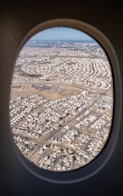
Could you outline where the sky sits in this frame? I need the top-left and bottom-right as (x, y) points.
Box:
(30, 27), (94, 41)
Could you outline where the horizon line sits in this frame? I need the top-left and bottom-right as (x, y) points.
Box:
(27, 39), (95, 42)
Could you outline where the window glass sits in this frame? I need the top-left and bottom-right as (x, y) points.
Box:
(10, 27), (113, 172)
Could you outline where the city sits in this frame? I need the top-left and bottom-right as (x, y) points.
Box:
(9, 40), (113, 172)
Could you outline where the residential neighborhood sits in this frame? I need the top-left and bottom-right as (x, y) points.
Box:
(10, 40), (113, 172)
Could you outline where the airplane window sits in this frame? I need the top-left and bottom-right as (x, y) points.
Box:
(9, 26), (113, 172)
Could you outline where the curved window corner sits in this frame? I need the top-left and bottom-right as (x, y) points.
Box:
(9, 18), (120, 183)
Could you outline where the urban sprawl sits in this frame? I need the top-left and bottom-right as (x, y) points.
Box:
(10, 40), (113, 172)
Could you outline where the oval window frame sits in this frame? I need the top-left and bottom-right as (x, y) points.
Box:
(10, 18), (121, 184)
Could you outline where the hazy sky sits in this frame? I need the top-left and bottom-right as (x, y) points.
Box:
(30, 27), (94, 41)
